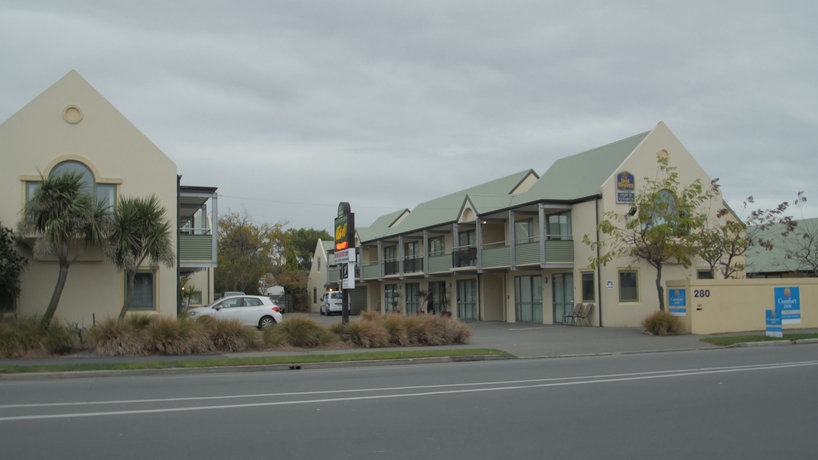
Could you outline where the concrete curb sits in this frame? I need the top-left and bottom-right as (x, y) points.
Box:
(0, 354), (515, 381)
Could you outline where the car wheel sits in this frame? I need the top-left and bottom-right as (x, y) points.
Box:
(259, 316), (277, 329)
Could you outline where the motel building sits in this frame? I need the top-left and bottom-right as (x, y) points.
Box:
(309, 122), (736, 328)
(0, 71), (219, 325)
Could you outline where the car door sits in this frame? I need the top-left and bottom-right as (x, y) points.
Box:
(216, 297), (244, 322)
(238, 297), (265, 326)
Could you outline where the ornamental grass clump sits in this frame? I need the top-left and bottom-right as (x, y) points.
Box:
(403, 314), (446, 345)
(440, 317), (472, 344)
(142, 315), (213, 355)
(204, 317), (262, 352)
(335, 319), (390, 348)
(42, 320), (76, 355)
(265, 317), (333, 348)
(382, 314), (410, 346)
(0, 315), (76, 358)
(642, 310), (682, 336)
(88, 317), (147, 356)
(0, 316), (40, 358)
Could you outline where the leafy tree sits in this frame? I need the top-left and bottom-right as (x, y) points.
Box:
(284, 228), (332, 270)
(215, 212), (285, 295)
(697, 194), (800, 279)
(106, 195), (175, 319)
(0, 223), (28, 309)
(781, 215), (817, 276)
(18, 171), (111, 324)
(583, 154), (714, 311)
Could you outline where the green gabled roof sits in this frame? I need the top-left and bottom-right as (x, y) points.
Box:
(369, 208), (409, 228)
(355, 129), (653, 243)
(466, 194), (516, 213)
(510, 130), (650, 206)
(355, 208), (408, 242)
(746, 218), (818, 275)
(357, 169), (535, 242)
(321, 240), (334, 252)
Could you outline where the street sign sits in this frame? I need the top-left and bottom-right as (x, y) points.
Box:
(668, 288), (686, 317)
(342, 262), (355, 289)
(334, 249), (356, 264)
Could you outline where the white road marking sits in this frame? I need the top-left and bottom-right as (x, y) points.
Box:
(1, 360), (816, 422)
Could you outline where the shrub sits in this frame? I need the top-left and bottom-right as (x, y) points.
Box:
(88, 317), (147, 356)
(125, 313), (155, 331)
(267, 317), (332, 348)
(382, 315), (410, 346)
(359, 310), (381, 322)
(205, 317), (262, 352)
(143, 316), (213, 355)
(0, 316), (47, 358)
(402, 315), (444, 345)
(42, 321), (76, 355)
(440, 317), (472, 344)
(642, 310), (682, 336)
(336, 319), (390, 348)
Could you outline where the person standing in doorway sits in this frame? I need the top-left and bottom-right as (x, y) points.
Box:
(426, 289), (435, 314)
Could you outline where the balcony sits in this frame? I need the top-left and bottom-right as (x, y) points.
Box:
(179, 185), (218, 271)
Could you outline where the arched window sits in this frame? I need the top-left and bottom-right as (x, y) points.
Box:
(47, 160), (116, 209)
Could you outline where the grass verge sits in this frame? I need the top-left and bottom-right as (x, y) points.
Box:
(0, 348), (511, 374)
(701, 333), (818, 347)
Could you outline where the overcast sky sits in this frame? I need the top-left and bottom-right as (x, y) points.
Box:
(2, 1), (816, 232)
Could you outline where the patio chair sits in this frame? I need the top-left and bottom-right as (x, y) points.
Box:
(563, 303), (583, 326)
(576, 303), (594, 326)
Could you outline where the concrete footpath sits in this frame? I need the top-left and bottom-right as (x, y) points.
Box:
(3, 317), (817, 374)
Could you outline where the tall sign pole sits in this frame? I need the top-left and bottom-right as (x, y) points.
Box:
(334, 202), (355, 325)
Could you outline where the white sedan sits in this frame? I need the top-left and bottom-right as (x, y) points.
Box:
(189, 295), (282, 328)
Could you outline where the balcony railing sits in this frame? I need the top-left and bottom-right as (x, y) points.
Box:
(403, 257), (424, 273)
(452, 247), (477, 268)
(356, 239), (573, 280)
(179, 234), (214, 263)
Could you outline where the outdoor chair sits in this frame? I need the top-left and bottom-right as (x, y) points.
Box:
(563, 303), (583, 326)
(576, 303), (594, 326)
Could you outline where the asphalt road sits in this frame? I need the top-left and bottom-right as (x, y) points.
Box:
(1, 346), (816, 460)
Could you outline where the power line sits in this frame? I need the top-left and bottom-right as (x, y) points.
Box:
(217, 194), (402, 210)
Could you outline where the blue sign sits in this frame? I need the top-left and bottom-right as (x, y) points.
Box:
(774, 287), (801, 325)
(616, 172), (635, 203)
(668, 288), (686, 317)
(766, 309), (783, 338)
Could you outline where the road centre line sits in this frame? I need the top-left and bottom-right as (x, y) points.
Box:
(1, 360), (817, 411)
(1, 360), (816, 422)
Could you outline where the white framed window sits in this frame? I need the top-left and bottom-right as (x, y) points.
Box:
(515, 219), (534, 243)
(581, 271), (595, 302)
(127, 270), (157, 311)
(29, 160), (117, 209)
(547, 212), (572, 240)
(618, 269), (639, 303)
(429, 236), (445, 256)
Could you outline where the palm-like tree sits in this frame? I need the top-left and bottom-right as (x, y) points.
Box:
(18, 171), (112, 324)
(106, 195), (175, 319)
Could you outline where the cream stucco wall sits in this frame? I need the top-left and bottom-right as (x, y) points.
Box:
(1, 71), (178, 325)
(593, 122), (725, 327)
(306, 240), (331, 313)
(668, 278), (818, 334)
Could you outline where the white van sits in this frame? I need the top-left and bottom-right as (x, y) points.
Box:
(320, 292), (348, 316)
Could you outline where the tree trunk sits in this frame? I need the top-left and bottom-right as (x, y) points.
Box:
(43, 254), (71, 325)
(119, 270), (137, 320)
(655, 263), (665, 312)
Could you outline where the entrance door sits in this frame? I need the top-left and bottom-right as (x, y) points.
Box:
(457, 279), (477, 320)
(552, 273), (574, 324)
(515, 275), (543, 322)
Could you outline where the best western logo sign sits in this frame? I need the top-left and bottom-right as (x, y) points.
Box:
(334, 202), (355, 251)
(616, 171), (635, 204)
